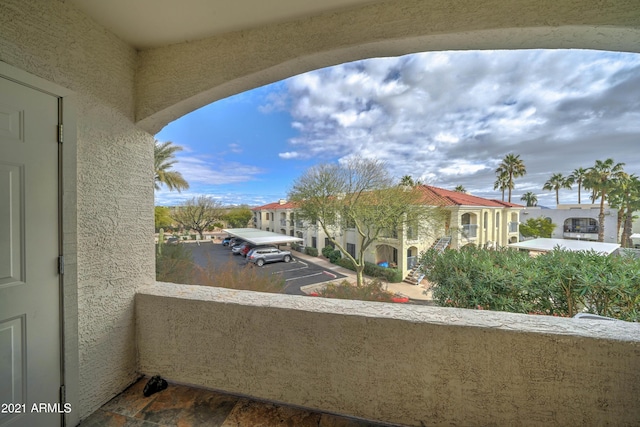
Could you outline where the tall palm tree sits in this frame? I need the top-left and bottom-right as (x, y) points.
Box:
(454, 185), (466, 193)
(495, 154), (526, 203)
(542, 173), (572, 206)
(399, 175), (415, 187)
(569, 167), (589, 204)
(584, 158), (625, 242)
(154, 140), (189, 192)
(520, 191), (538, 207)
(493, 170), (509, 202)
(608, 174), (640, 247)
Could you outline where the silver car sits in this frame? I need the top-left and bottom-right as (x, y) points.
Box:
(247, 248), (292, 266)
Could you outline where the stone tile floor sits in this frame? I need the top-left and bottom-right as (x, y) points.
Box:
(79, 377), (396, 427)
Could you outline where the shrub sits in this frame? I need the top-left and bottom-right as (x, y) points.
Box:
(328, 249), (342, 264)
(305, 246), (319, 257)
(332, 257), (401, 282)
(193, 258), (284, 293)
(335, 257), (356, 270)
(318, 278), (395, 302)
(156, 243), (196, 284)
(321, 245), (335, 258)
(420, 245), (640, 320)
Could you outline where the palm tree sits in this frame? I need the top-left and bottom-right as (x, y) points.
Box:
(493, 170), (509, 202)
(569, 167), (589, 204)
(608, 174), (640, 247)
(520, 191), (538, 207)
(542, 173), (572, 206)
(399, 175), (415, 187)
(495, 154), (526, 203)
(584, 158), (625, 242)
(154, 140), (189, 192)
(454, 185), (466, 193)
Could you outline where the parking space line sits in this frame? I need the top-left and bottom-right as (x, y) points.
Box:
(284, 272), (325, 282)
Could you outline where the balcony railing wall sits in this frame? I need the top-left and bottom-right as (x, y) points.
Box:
(137, 283), (640, 427)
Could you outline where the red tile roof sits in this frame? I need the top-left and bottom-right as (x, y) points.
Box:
(253, 186), (523, 210)
(252, 201), (299, 211)
(417, 185), (524, 208)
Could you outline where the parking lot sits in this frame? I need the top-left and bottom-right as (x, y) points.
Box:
(188, 241), (346, 295)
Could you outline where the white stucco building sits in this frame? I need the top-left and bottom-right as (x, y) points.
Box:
(1, 2), (639, 426)
(253, 186), (523, 279)
(521, 204), (619, 243)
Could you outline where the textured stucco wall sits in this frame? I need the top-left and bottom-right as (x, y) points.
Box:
(136, 0), (640, 133)
(0, 0), (155, 420)
(138, 284), (640, 427)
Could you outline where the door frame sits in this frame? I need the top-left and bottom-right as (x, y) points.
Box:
(0, 61), (79, 427)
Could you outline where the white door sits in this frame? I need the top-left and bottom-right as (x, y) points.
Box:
(0, 77), (61, 426)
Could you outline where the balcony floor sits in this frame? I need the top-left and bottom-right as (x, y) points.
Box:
(79, 376), (393, 427)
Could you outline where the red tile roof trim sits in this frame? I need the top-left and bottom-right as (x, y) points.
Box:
(253, 186), (524, 210)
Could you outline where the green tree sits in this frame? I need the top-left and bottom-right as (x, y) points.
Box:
(495, 153), (526, 203)
(569, 167), (589, 204)
(224, 206), (253, 228)
(154, 206), (173, 231)
(399, 175), (415, 187)
(542, 173), (572, 206)
(584, 158), (625, 242)
(519, 217), (556, 238)
(154, 140), (189, 192)
(172, 196), (224, 239)
(454, 185), (466, 193)
(289, 158), (443, 287)
(520, 191), (538, 207)
(609, 174), (640, 248)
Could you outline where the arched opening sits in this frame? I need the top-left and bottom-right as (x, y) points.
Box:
(376, 244), (398, 268)
(407, 246), (419, 269)
(461, 213), (478, 239)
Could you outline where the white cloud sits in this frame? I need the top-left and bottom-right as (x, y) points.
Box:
(275, 49), (640, 206)
(279, 151), (300, 159)
(174, 156), (264, 185)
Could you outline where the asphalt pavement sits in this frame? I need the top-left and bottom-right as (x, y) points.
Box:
(183, 240), (432, 301)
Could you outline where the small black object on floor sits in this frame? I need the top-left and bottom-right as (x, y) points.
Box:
(143, 375), (168, 397)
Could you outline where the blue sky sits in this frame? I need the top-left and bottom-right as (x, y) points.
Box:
(155, 49), (640, 208)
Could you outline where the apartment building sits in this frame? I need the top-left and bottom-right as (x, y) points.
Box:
(253, 185), (523, 279)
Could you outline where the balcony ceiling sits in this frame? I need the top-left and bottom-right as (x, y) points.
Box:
(68, 0), (382, 49)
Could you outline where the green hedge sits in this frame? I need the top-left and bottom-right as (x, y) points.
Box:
(305, 246), (319, 257)
(333, 257), (402, 282)
(321, 245), (335, 258)
(420, 246), (640, 321)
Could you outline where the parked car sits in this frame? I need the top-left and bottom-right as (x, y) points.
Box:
(232, 242), (251, 255)
(165, 236), (181, 245)
(228, 237), (245, 248)
(247, 248), (293, 266)
(222, 236), (232, 246)
(244, 245), (276, 258)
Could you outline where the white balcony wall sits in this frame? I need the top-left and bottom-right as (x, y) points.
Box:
(138, 284), (640, 427)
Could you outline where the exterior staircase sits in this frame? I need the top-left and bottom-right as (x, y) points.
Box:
(403, 236), (451, 285)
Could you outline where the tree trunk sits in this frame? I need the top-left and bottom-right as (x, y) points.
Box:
(598, 194), (605, 242)
(577, 184), (581, 204)
(355, 267), (364, 287)
(621, 205), (634, 248)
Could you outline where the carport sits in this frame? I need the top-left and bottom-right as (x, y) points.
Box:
(223, 228), (303, 246)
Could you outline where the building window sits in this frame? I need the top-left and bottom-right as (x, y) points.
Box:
(312, 237), (317, 248)
(347, 243), (356, 258)
(324, 238), (334, 248)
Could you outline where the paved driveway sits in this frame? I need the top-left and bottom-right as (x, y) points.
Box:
(187, 242), (345, 295)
